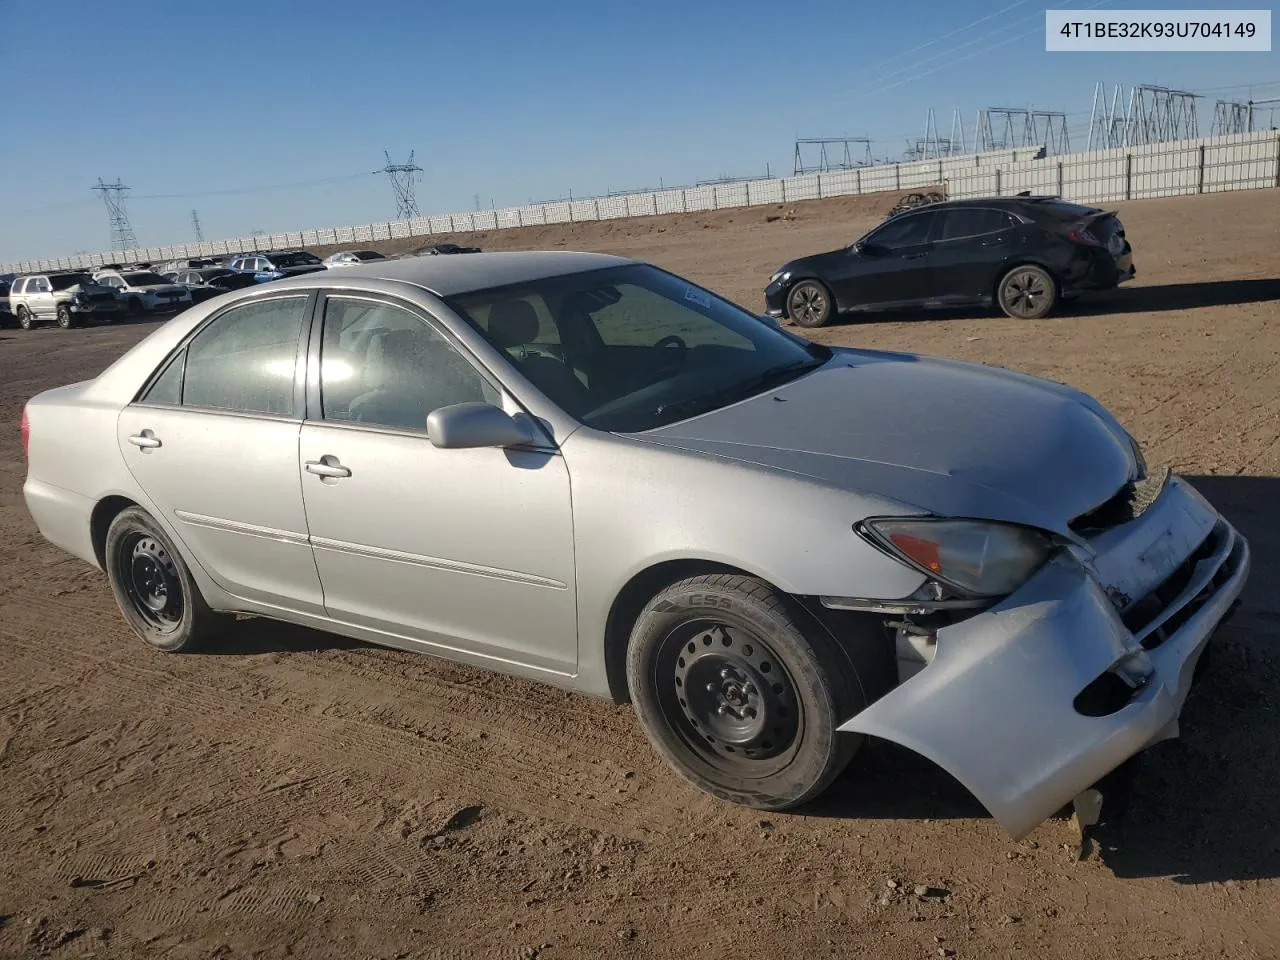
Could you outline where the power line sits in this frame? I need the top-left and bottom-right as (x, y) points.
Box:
(844, 0), (1118, 104)
(132, 171), (377, 201)
(841, 0), (1037, 80)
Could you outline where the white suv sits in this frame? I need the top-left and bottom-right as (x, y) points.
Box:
(7, 272), (123, 329)
(93, 269), (193, 314)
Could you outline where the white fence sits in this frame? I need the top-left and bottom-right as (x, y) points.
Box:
(5, 132), (1278, 275)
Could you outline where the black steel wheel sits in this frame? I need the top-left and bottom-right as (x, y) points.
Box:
(17, 306), (34, 330)
(55, 304), (74, 329)
(998, 265), (1057, 319)
(104, 506), (228, 652)
(627, 573), (872, 810)
(786, 280), (834, 328)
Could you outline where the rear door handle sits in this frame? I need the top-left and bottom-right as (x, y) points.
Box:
(902, 252), (928, 260)
(305, 458), (351, 479)
(127, 431), (162, 449)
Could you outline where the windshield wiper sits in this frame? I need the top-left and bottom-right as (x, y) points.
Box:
(654, 357), (825, 421)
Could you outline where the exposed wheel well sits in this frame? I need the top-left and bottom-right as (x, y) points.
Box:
(602, 559), (749, 703)
(601, 559), (898, 706)
(90, 495), (140, 568)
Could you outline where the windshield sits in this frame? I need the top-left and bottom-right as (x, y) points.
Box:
(49, 273), (92, 290)
(198, 268), (234, 281)
(270, 252), (320, 267)
(355, 251), (385, 261)
(125, 272), (170, 286)
(447, 263), (829, 432)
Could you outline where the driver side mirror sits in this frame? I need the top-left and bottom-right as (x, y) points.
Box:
(427, 402), (537, 450)
(854, 241), (885, 256)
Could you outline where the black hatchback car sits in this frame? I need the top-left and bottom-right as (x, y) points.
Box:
(764, 196), (1135, 326)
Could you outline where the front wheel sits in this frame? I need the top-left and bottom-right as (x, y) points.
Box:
(626, 574), (867, 810)
(786, 280), (834, 328)
(997, 265), (1057, 319)
(56, 304), (75, 329)
(104, 506), (229, 652)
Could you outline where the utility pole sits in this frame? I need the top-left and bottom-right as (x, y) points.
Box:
(191, 209), (204, 242)
(92, 178), (138, 251)
(378, 150), (423, 219)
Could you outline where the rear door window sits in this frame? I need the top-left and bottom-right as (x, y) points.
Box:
(181, 296), (309, 416)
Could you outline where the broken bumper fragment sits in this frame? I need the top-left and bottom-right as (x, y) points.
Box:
(837, 476), (1250, 839)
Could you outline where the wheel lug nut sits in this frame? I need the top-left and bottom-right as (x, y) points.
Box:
(743, 683), (755, 696)
(717, 704), (729, 715)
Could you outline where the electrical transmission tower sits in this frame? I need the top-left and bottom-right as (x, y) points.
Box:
(1090, 84), (1199, 148)
(92, 178), (138, 251)
(1211, 101), (1249, 136)
(378, 150), (423, 220)
(977, 107), (1068, 155)
(191, 209), (204, 242)
(793, 137), (873, 174)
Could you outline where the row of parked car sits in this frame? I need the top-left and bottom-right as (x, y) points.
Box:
(1, 242), (481, 330)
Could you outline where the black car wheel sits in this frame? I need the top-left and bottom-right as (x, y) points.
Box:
(998, 265), (1057, 320)
(55, 304), (74, 329)
(786, 280), (834, 328)
(16, 306), (34, 330)
(104, 506), (229, 652)
(627, 574), (871, 810)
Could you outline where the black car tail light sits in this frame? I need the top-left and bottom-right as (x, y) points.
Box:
(1066, 225), (1101, 246)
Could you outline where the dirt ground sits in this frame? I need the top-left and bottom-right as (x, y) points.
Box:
(1, 188), (1278, 960)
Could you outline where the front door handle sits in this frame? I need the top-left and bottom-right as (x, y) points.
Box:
(305, 457), (351, 479)
(901, 252), (928, 260)
(127, 430), (162, 449)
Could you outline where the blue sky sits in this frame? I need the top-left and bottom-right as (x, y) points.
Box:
(2, 0), (1276, 261)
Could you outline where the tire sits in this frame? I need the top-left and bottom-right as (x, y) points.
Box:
(104, 506), (229, 653)
(786, 280), (834, 328)
(55, 304), (75, 329)
(997, 264), (1057, 319)
(626, 573), (867, 810)
(16, 306), (34, 330)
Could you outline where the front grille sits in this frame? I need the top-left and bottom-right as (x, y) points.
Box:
(1070, 467), (1169, 536)
(1117, 521), (1240, 650)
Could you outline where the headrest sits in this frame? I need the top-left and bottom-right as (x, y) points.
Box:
(486, 299), (540, 350)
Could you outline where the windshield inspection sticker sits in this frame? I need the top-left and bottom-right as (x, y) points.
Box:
(684, 287), (712, 310)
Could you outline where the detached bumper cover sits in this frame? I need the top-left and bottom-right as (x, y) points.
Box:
(838, 476), (1250, 839)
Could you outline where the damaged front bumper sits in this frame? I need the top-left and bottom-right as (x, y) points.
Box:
(836, 475), (1250, 839)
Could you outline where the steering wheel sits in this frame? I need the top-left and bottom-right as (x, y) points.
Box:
(653, 334), (688, 374)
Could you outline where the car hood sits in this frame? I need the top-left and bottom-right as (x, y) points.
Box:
(276, 264), (325, 275)
(636, 349), (1138, 537)
(134, 284), (188, 295)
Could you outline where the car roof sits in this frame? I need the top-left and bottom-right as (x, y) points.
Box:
(264, 250), (636, 297)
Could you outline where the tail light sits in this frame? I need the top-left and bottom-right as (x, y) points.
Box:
(1066, 225), (1101, 246)
(20, 405), (30, 459)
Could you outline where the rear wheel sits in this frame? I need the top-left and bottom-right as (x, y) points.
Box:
(787, 280), (834, 328)
(997, 265), (1057, 319)
(626, 574), (867, 810)
(104, 506), (229, 652)
(16, 306), (34, 330)
(55, 304), (74, 329)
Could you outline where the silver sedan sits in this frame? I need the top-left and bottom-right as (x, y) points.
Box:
(21, 251), (1249, 839)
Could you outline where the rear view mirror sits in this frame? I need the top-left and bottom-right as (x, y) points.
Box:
(427, 402), (537, 450)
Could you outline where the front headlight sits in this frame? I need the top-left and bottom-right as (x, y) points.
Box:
(770, 270), (791, 285)
(1126, 431), (1147, 480)
(860, 518), (1053, 598)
